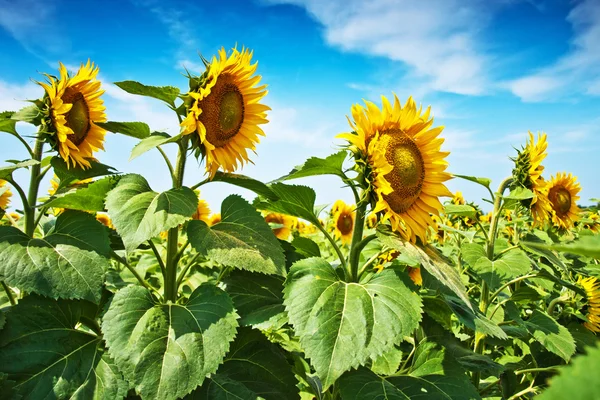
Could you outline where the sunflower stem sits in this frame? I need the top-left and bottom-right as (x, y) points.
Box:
(348, 201), (367, 282)
(156, 146), (175, 184)
(164, 139), (188, 302)
(1, 281), (16, 305)
(24, 135), (44, 237)
(352, 234), (377, 280)
(315, 223), (348, 274)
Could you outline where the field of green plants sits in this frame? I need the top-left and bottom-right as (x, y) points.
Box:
(0, 47), (599, 400)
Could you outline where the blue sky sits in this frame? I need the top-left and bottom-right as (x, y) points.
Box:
(1, 0), (599, 213)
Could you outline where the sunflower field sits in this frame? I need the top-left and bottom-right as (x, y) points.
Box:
(1, 47), (600, 400)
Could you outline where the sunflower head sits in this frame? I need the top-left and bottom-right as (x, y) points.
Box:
(208, 213), (221, 227)
(265, 212), (294, 240)
(181, 46), (270, 178)
(452, 191), (465, 205)
(38, 61), (106, 169)
(578, 276), (600, 333)
(331, 200), (355, 245)
(407, 267), (422, 286)
(96, 213), (113, 229)
(0, 180), (12, 211)
(192, 191), (211, 223)
(338, 94), (452, 243)
(547, 172), (580, 230)
(365, 212), (378, 229)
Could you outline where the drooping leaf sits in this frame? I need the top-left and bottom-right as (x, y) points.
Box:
(255, 183), (320, 225)
(523, 234), (600, 259)
(223, 270), (285, 328)
(525, 311), (576, 362)
(105, 174), (197, 252)
(11, 104), (41, 124)
(190, 328), (299, 400)
(0, 210), (109, 303)
(0, 111), (18, 135)
(444, 296), (508, 339)
(96, 121), (151, 139)
(44, 175), (121, 212)
(272, 150), (348, 182)
(0, 295), (127, 399)
(453, 174), (492, 190)
(0, 159), (40, 180)
(114, 80), (180, 107)
(188, 195), (285, 275)
(473, 248), (531, 290)
(210, 171), (277, 201)
(51, 156), (117, 184)
(284, 257), (422, 389)
(102, 284), (239, 400)
(379, 226), (472, 311)
(130, 131), (180, 160)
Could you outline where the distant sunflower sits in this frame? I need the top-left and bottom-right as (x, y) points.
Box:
(578, 276), (600, 334)
(547, 172), (580, 230)
(208, 213), (221, 227)
(96, 213), (113, 229)
(479, 212), (492, 224)
(339, 95), (452, 243)
(0, 180), (12, 210)
(366, 212), (378, 229)
(332, 200), (355, 245)
(407, 267), (422, 286)
(181, 47), (269, 178)
(265, 212), (294, 240)
(192, 192), (211, 223)
(38, 61), (106, 169)
(452, 191), (465, 205)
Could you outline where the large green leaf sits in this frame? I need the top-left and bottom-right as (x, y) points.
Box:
(520, 233), (567, 272)
(338, 342), (480, 400)
(0, 210), (109, 302)
(379, 226), (472, 311)
(0, 159), (40, 180)
(51, 157), (117, 184)
(96, 121), (150, 139)
(114, 81), (180, 107)
(44, 176), (120, 212)
(284, 257), (422, 389)
(523, 234), (600, 259)
(188, 195), (285, 275)
(0, 295), (127, 399)
(102, 284), (239, 400)
(444, 296), (508, 339)
(525, 311), (575, 362)
(272, 150), (348, 182)
(255, 183), (320, 225)
(106, 174), (197, 252)
(190, 328), (299, 399)
(223, 270), (285, 328)
(130, 132), (180, 160)
(0, 111), (18, 135)
(210, 171), (277, 201)
(538, 344), (600, 400)
(473, 248), (530, 290)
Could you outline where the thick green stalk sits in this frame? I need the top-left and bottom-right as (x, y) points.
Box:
(348, 201), (367, 281)
(24, 136), (44, 237)
(164, 140), (188, 302)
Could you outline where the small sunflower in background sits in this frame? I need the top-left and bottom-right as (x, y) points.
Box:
(208, 213), (221, 227)
(191, 191), (211, 224)
(407, 267), (422, 286)
(578, 212), (599, 233)
(0, 180), (12, 211)
(339, 94), (452, 243)
(181, 46), (269, 178)
(511, 132), (552, 227)
(38, 61), (107, 169)
(96, 213), (113, 229)
(451, 191), (465, 205)
(365, 212), (378, 229)
(331, 200), (355, 245)
(578, 276), (600, 334)
(547, 172), (580, 230)
(265, 212), (294, 240)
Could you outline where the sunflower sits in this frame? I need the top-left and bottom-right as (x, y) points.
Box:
(96, 213), (113, 229)
(366, 212), (378, 229)
(546, 172), (580, 230)
(192, 192), (211, 223)
(181, 47), (269, 178)
(479, 212), (492, 224)
(451, 191), (465, 205)
(339, 95), (452, 243)
(578, 276), (600, 333)
(407, 267), (423, 286)
(208, 213), (221, 227)
(579, 212), (600, 233)
(0, 180), (12, 210)
(38, 61), (106, 169)
(48, 174), (92, 215)
(265, 212), (294, 240)
(332, 200), (355, 245)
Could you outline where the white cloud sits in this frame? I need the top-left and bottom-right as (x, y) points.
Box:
(0, 80), (42, 112)
(507, 0), (600, 101)
(264, 0), (500, 95)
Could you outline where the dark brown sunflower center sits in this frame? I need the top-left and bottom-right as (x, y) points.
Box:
(550, 187), (571, 216)
(380, 129), (425, 214)
(336, 212), (354, 235)
(62, 89), (91, 146)
(200, 74), (245, 148)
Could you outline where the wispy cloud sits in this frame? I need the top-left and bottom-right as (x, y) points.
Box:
(507, 0), (600, 101)
(264, 0), (506, 96)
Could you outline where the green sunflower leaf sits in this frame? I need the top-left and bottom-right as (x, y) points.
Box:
(130, 131), (181, 160)
(96, 121), (151, 139)
(538, 344), (600, 400)
(0, 159), (40, 180)
(0, 111), (18, 135)
(223, 270), (285, 328)
(503, 187), (534, 200)
(105, 174), (197, 252)
(51, 157), (117, 184)
(525, 311), (576, 362)
(11, 104), (42, 124)
(370, 346), (403, 376)
(0, 210), (109, 303)
(272, 150), (348, 182)
(255, 183), (320, 226)
(338, 342), (480, 400)
(0, 295), (128, 399)
(102, 284), (238, 400)
(523, 233), (600, 259)
(291, 236), (321, 258)
(473, 248), (530, 290)
(443, 204), (478, 217)
(187, 195), (285, 275)
(114, 80), (180, 107)
(284, 257), (422, 390)
(453, 174), (492, 189)
(44, 175), (121, 212)
(209, 171), (277, 201)
(189, 328), (299, 400)
(444, 295), (508, 339)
